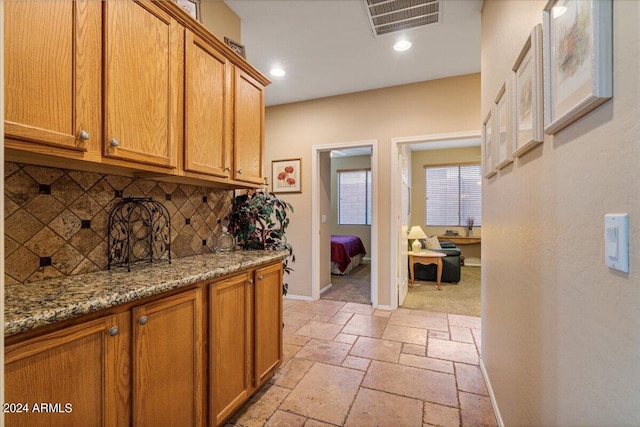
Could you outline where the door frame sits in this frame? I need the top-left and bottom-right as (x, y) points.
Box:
(390, 131), (480, 308)
(311, 139), (379, 305)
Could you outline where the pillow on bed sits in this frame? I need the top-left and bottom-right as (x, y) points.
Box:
(424, 236), (442, 250)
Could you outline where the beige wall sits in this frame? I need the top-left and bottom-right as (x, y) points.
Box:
(482, 1), (640, 425)
(330, 155), (372, 256)
(200, 0), (241, 43)
(265, 73), (481, 303)
(411, 147), (481, 259)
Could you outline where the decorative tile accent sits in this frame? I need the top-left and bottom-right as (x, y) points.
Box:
(4, 162), (233, 284)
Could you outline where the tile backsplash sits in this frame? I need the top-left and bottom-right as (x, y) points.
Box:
(4, 162), (233, 285)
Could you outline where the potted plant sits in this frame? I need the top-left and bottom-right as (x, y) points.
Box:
(227, 190), (295, 295)
(466, 217), (474, 237)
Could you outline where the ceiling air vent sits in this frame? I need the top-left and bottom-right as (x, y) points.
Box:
(363, 0), (440, 37)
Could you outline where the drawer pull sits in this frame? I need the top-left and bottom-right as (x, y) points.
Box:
(139, 316), (148, 326)
(109, 326), (119, 336)
(247, 278), (254, 285)
(237, 169), (243, 174)
(79, 130), (90, 141)
(110, 138), (120, 147)
(257, 275), (264, 281)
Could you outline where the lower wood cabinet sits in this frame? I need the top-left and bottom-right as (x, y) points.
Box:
(4, 261), (282, 427)
(211, 263), (283, 426)
(132, 288), (205, 427)
(4, 313), (130, 427)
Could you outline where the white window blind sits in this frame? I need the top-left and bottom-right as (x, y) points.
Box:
(425, 164), (482, 226)
(338, 170), (372, 225)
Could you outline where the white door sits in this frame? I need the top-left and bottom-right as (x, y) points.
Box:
(397, 147), (410, 305)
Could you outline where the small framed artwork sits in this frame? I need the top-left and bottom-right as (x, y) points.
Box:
(176, 0), (201, 22)
(512, 24), (544, 157)
(482, 108), (497, 178)
(543, 0), (612, 135)
(224, 37), (246, 59)
(495, 81), (513, 170)
(272, 159), (302, 194)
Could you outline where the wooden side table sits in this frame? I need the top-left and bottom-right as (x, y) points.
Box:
(408, 251), (447, 290)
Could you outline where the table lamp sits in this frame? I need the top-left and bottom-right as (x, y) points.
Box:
(407, 226), (427, 253)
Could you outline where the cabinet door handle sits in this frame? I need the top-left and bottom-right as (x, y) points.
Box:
(247, 278), (254, 285)
(224, 166), (231, 172)
(138, 316), (148, 326)
(257, 275), (264, 281)
(110, 138), (120, 147)
(109, 326), (119, 336)
(79, 130), (90, 141)
(237, 169), (243, 174)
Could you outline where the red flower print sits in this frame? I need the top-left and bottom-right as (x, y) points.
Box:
(284, 166), (294, 173)
(286, 177), (296, 185)
(278, 171), (288, 180)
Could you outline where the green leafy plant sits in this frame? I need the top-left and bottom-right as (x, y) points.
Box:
(227, 190), (295, 295)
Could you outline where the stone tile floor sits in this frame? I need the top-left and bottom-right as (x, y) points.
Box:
(227, 299), (498, 427)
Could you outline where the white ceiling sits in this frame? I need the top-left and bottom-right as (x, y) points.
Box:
(225, 0), (483, 107)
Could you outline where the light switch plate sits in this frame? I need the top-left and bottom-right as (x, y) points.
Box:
(605, 214), (629, 273)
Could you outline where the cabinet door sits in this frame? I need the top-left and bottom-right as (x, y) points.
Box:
(211, 273), (252, 425)
(103, 0), (180, 169)
(4, 0), (101, 152)
(132, 288), (205, 427)
(5, 314), (130, 427)
(185, 31), (232, 178)
(233, 68), (265, 185)
(254, 263), (283, 386)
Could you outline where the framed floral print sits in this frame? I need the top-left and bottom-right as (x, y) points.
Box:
(483, 108), (497, 179)
(272, 158), (302, 194)
(543, 0), (612, 135)
(495, 81), (513, 170)
(512, 24), (544, 157)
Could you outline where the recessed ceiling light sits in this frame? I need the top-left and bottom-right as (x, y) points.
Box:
(270, 68), (286, 77)
(393, 40), (412, 52)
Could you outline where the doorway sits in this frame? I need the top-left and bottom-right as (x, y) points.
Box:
(390, 131), (481, 308)
(311, 140), (379, 306)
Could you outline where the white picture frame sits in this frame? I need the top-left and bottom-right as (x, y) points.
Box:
(482, 108), (497, 178)
(495, 82), (513, 170)
(512, 24), (544, 157)
(543, 0), (612, 135)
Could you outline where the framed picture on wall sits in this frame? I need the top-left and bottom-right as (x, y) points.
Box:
(176, 0), (201, 22)
(272, 158), (302, 194)
(512, 24), (544, 157)
(495, 81), (513, 170)
(543, 0), (612, 135)
(482, 108), (497, 178)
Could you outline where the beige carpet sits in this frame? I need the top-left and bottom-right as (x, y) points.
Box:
(321, 263), (371, 304)
(401, 266), (481, 317)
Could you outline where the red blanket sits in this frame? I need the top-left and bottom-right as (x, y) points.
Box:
(331, 235), (366, 273)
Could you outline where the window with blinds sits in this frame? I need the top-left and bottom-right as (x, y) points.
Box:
(425, 164), (482, 226)
(338, 169), (372, 225)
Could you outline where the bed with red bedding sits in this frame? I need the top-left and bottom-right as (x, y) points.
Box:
(330, 235), (367, 275)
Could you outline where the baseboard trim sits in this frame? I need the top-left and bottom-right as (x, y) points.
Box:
(284, 294), (315, 301)
(320, 284), (332, 294)
(480, 358), (505, 427)
(374, 304), (396, 311)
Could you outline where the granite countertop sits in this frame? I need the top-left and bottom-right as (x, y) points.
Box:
(5, 250), (288, 337)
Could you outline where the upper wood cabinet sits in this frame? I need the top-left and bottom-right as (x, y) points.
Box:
(5, 313), (130, 427)
(103, 0), (180, 169)
(184, 30), (232, 178)
(132, 288), (205, 427)
(233, 68), (266, 185)
(4, 0), (102, 155)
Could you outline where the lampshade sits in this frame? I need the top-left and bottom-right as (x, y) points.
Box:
(407, 226), (427, 253)
(407, 226), (427, 240)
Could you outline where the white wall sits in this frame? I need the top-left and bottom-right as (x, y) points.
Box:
(481, 1), (640, 425)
